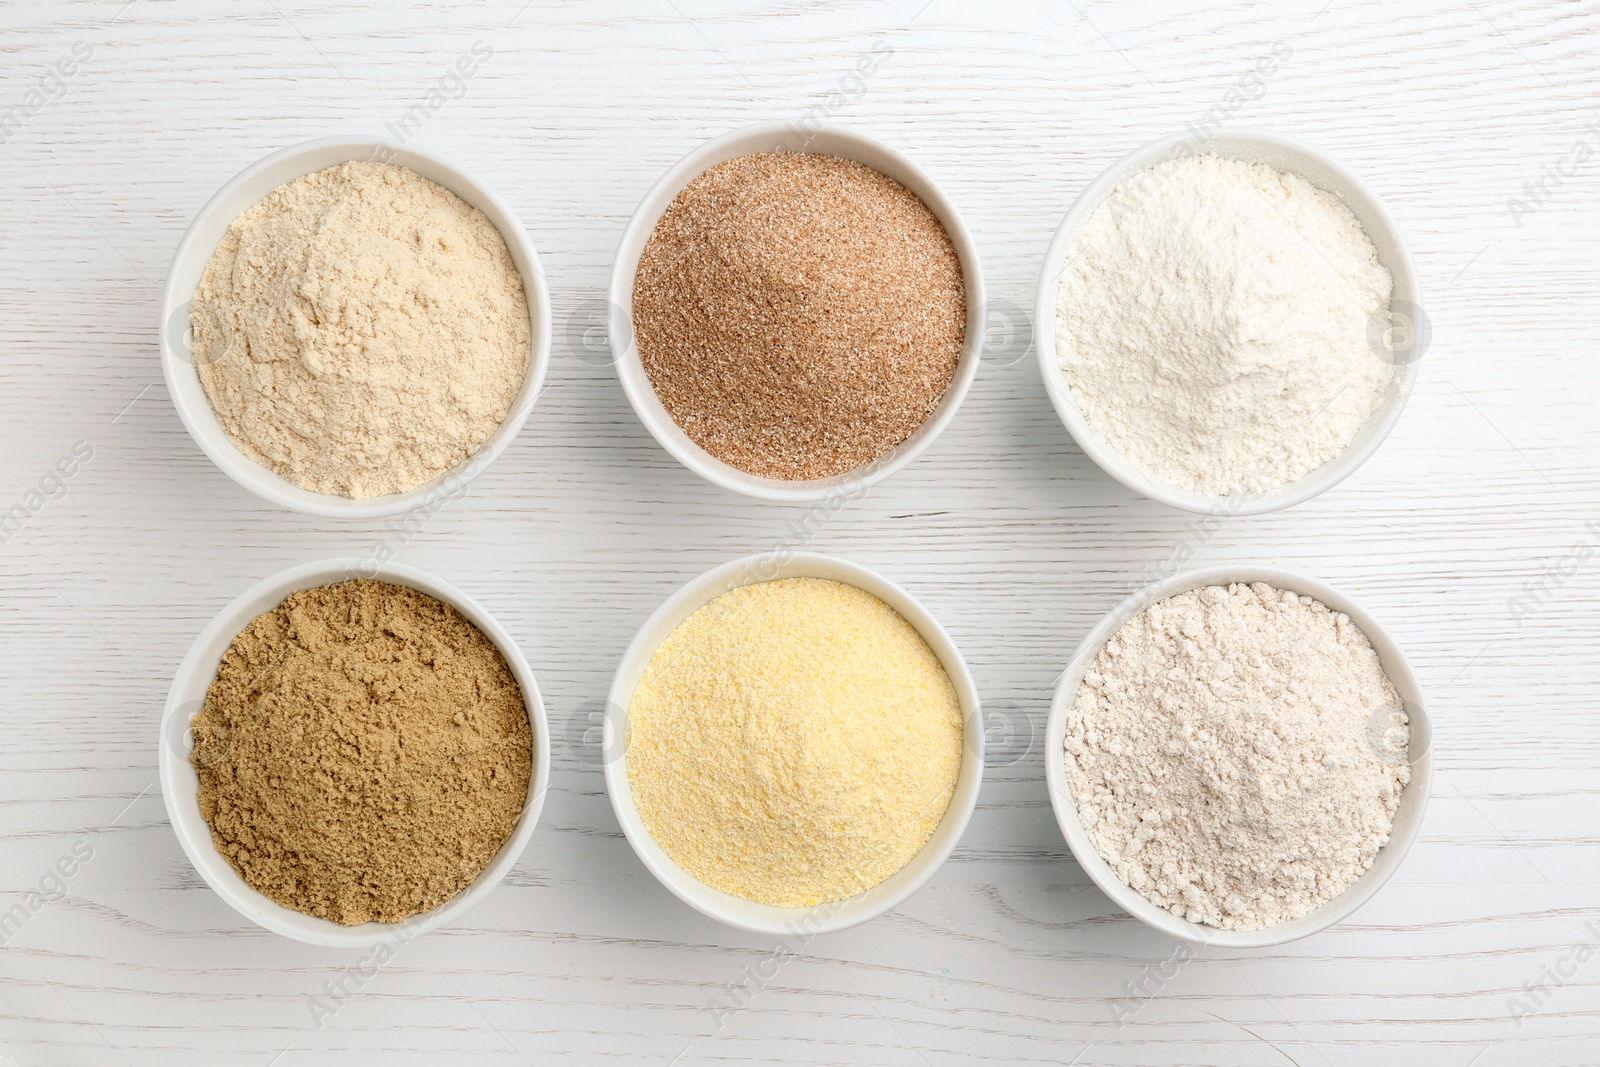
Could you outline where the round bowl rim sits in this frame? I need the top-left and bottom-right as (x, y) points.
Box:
(607, 120), (985, 503)
(603, 550), (984, 934)
(1042, 563), (1433, 947)
(158, 134), (552, 519)
(157, 557), (551, 947)
(1033, 126), (1423, 516)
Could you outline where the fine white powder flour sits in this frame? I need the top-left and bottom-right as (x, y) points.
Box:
(1055, 153), (1394, 496)
(1065, 582), (1410, 931)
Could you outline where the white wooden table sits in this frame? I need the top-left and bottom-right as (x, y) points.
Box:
(2, 1), (1597, 1063)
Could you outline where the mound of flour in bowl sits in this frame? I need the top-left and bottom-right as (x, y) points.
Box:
(1064, 582), (1410, 931)
(192, 161), (530, 499)
(1055, 153), (1394, 496)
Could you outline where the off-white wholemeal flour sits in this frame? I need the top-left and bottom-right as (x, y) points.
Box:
(1056, 153), (1394, 496)
(1065, 582), (1410, 931)
(193, 161), (530, 498)
(627, 578), (964, 907)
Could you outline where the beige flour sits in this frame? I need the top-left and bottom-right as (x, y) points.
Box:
(193, 161), (530, 498)
(1065, 582), (1409, 931)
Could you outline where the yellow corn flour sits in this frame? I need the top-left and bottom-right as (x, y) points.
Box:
(626, 577), (964, 907)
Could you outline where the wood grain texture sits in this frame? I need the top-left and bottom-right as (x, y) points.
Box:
(2, 0), (1598, 1063)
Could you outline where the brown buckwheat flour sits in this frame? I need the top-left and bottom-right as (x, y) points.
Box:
(191, 578), (532, 925)
(632, 152), (966, 481)
(1064, 582), (1410, 931)
(192, 161), (530, 498)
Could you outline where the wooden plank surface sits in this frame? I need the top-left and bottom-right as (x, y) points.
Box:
(1, 0), (1598, 1063)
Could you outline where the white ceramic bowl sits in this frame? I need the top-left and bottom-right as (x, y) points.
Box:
(604, 551), (984, 933)
(159, 136), (552, 519)
(1044, 565), (1432, 947)
(1035, 128), (1424, 516)
(159, 558), (551, 947)
(608, 122), (985, 503)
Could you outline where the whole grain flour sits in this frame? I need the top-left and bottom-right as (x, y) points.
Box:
(1055, 153), (1394, 497)
(1064, 582), (1410, 931)
(632, 152), (965, 482)
(193, 161), (530, 498)
(191, 578), (531, 926)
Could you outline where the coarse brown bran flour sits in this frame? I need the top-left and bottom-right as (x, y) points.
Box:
(191, 578), (532, 925)
(626, 577), (963, 907)
(632, 152), (965, 481)
(192, 161), (530, 498)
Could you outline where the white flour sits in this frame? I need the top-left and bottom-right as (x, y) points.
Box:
(1064, 582), (1410, 931)
(1055, 153), (1394, 496)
